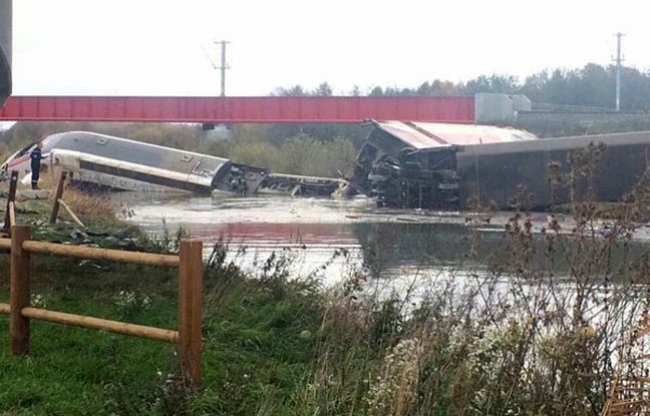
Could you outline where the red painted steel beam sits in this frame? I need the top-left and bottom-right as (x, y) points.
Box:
(0, 96), (475, 123)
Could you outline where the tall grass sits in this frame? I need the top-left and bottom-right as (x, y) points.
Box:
(35, 171), (119, 226)
(287, 141), (650, 415)
(225, 133), (357, 178)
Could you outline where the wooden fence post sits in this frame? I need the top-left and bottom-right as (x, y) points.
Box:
(49, 171), (67, 224)
(10, 225), (31, 356)
(2, 170), (18, 233)
(178, 239), (203, 387)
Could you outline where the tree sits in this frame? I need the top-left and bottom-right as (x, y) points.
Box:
(312, 82), (333, 96)
(269, 62), (650, 111)
(430, 79), (460, 95)
(369, 86), (384, 96)
(463, 74), (518, 94)
(617, 66), (650, 111)
(272, 85), (306, 96)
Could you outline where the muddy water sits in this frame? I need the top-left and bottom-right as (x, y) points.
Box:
(110, 193), (650, 294)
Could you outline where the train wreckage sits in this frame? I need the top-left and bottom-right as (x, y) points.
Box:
(348, 121), (650, 210)
(3, 125), (650, 211)
(0, 131), (348, 197)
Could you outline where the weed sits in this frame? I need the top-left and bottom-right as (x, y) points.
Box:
(114, 290), (152, 320)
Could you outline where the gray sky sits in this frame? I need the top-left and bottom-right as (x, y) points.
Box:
(12, 0), (650, 96)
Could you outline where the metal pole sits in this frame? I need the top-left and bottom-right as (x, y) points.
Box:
(614, 32), (625, 112)
(220, 41), (226, 97)
(215, 40), (230, 97)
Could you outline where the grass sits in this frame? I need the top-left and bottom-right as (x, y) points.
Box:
(0, 257), (179, 415)
(0, 239), (326, 415)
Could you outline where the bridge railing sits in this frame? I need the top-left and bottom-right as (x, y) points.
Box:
(0, 224), (203, 387)
(0, 95), (476, 123)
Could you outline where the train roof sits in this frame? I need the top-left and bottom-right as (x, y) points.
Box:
(40, 131), (231, 175)
(458, 129), (650, 157)
(373, 120), (538, 149)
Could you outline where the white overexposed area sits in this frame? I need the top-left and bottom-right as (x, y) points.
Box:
(12, 0), (650, 96)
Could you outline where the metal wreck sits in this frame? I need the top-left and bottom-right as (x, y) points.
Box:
(347, 120), (538, 209)
(5, 124), (650, 212)
(348, 120), (650, 211)
(0, 131), (347, 197)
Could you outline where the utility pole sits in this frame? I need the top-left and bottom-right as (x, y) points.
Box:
(613, 32), (625, 112)
(214, 40), (230, 97)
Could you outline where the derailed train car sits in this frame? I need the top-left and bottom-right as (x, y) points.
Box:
(348, 120), (537, 209)
(0, 131), (267, 194)
(0, 131), (348, 197)
(349, 121), (650, 210)
(458, 131), (650, 210)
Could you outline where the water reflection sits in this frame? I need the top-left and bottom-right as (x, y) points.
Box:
(113, 194), (650, 288)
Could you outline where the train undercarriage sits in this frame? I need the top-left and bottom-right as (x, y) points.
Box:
(368, 152), (459, 209)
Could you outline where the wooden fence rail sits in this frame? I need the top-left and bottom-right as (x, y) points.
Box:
(20, 307), (178, 343)
(22, 240), (180, 267)
(0, 224), (203, 386)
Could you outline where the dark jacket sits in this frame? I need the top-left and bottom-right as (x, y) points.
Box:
(30, 147), (42, 169)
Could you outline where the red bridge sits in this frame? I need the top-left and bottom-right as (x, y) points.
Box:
(0, 95), (475, 124)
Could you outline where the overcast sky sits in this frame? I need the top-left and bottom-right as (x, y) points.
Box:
(11, 0), (650, 96)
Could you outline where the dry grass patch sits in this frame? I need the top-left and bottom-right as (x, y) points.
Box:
(30, 171), (118, 225)
(57, 187), (118, 225)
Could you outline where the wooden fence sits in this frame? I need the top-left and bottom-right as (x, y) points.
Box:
(0, 224), (203, 387)
(2, 170), (18, 234)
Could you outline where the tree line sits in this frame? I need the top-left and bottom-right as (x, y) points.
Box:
(275, 63), (650, 112)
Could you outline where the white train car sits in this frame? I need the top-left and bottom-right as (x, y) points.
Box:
(0, 131), (267, 194)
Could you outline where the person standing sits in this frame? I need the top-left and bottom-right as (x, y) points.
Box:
(30, 141), (44, 190)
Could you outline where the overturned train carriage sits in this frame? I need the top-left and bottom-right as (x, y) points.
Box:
(1, 131), (267, 194)
(350, 121), (650, 210)
(0, 131), (349, 197)
(458, 131), (650, 210)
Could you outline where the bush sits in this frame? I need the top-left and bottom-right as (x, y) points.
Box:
(226, 133), (357, 178)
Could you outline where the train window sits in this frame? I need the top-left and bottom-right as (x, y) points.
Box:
(15, 141), (36, 158)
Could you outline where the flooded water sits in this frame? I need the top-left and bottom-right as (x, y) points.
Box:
(110, 194), (463, 284)
(110, 193), (650, 295)
(108, 194), (650, 378)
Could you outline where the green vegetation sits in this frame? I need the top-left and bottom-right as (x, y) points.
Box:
(0, 173), (649, 414)
(0, 215), (329, 415)
(225, 134), (357, 178)
(272, 63), (650, 113)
